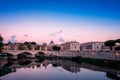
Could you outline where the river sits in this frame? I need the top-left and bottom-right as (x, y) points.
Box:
(0, 58), (120, 80)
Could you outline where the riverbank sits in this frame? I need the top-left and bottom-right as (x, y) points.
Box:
(35, 55), (120, 70)
(50, 51), (120, 61)
(78, 51), (120, 61)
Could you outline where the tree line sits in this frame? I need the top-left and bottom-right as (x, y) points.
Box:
(105, 39), (120, 50)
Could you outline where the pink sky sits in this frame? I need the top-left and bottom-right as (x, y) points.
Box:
(0, 13), (120, 44)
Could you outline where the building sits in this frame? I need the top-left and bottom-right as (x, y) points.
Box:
(49, 40), (54, 46)
(41, 43), (47, 51)
(102, 46), (111, 51)
(3, 43), (22, 51)
(114, 43), (120, 51)
(47, 40), (54, 51)
(102, 43), (120, 51)
(3, 42), (41, 51)
(80, 42), (104, 51)
(61, 41), (80, 51)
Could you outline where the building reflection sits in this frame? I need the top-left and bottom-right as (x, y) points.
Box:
(0, 58), (120, 80)
(56, 60), (80, 73)
(0, 57), (8, 69)
(0, 57), (15, 77)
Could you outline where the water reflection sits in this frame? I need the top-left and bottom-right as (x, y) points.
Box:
(0, 58), (7, 69)
(0, 58), (120, 80)
(106, 72), (120, 80)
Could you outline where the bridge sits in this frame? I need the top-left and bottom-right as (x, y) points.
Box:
(2, 50), (79, 59)
(2, 50), (56, 59)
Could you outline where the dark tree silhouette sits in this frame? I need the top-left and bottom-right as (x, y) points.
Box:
(104, 40), (115, 51)
(31, 42), (37, 45)
(0, 34), (3, 53)
(35, 45), (40, 50)
(24, 41), (29, 45)
(115, 39), (120, 43)
(52, 45), (61, 51)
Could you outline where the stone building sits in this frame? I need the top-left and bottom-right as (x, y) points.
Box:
(114, 43), (120, 51)
(3, 43), (22, 51)
(47, 40), (54, 51)
(102, 46), (111, 51)
(61, 41), (80, 51)
(80, 42), (104, 51)
(3, 43), (41, 51)
(41, 43), (47, 51)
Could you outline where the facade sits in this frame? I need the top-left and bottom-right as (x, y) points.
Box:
(80, 42), (104, 51)
(102, 46), (111, 51)
(3, 43), (41, 51)
(47, 40), (54, 51)
(41, 43), (47, 51)
(114, 43), (120, 51)
(3, 43), (21, 51)
(61, 41), (80, 51)
(102, 43), (120, 51)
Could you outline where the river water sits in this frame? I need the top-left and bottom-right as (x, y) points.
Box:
(0, 59), (120, 80)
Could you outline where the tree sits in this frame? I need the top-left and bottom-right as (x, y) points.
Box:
(52, 45), (61, 51)
(24, 41), (29, 45)
(24, 42), (33, 50)
(104, 40), (115, 51)
(35, 45), (40, 50)
(0, 34), (3, 53)
(27, 44), (32, 50)
(31, 42), (37, 45)
(52, 45), (61, 56)
(115, 39), (120, 43)
(18, 44), (25, 50)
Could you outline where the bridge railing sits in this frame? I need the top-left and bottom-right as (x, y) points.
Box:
(2, 50), (46, 52)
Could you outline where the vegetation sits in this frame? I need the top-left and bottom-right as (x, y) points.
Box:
(24, 41), (36, 45)
(35, 45), (40, 50)
(104, 38), (120, 51)
(31, 42), (36, 45)
(106, 72), (120, 80)
(52, 45), (61, 56)
(24, 41), (29, 45)
(0, 34), (3, 53)
(18, 60), (32, 65)
(27, 44), (32, 50)
(82, 58), (120, 70)
(115, 38), (120, 43)
(0, 67), (13, 77)
(18, 44), (25, 50)
(52, 45), (61, 51)
(104, 40), (115, 51)
(17, 54), (26, 59)
(24, 41), (38, 50)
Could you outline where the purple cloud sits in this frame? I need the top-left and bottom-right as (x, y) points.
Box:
(9, 35), (17, 43)
(50, 30), (63, 36)
(59, 37), (65, 42)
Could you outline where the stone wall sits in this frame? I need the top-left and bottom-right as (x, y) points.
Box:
(54, 51), (120, 60)
(78, 51), (120, 60)
(57, 51), (78, 57)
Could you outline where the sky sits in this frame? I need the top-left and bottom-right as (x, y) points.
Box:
(0, 0), (120, 44)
